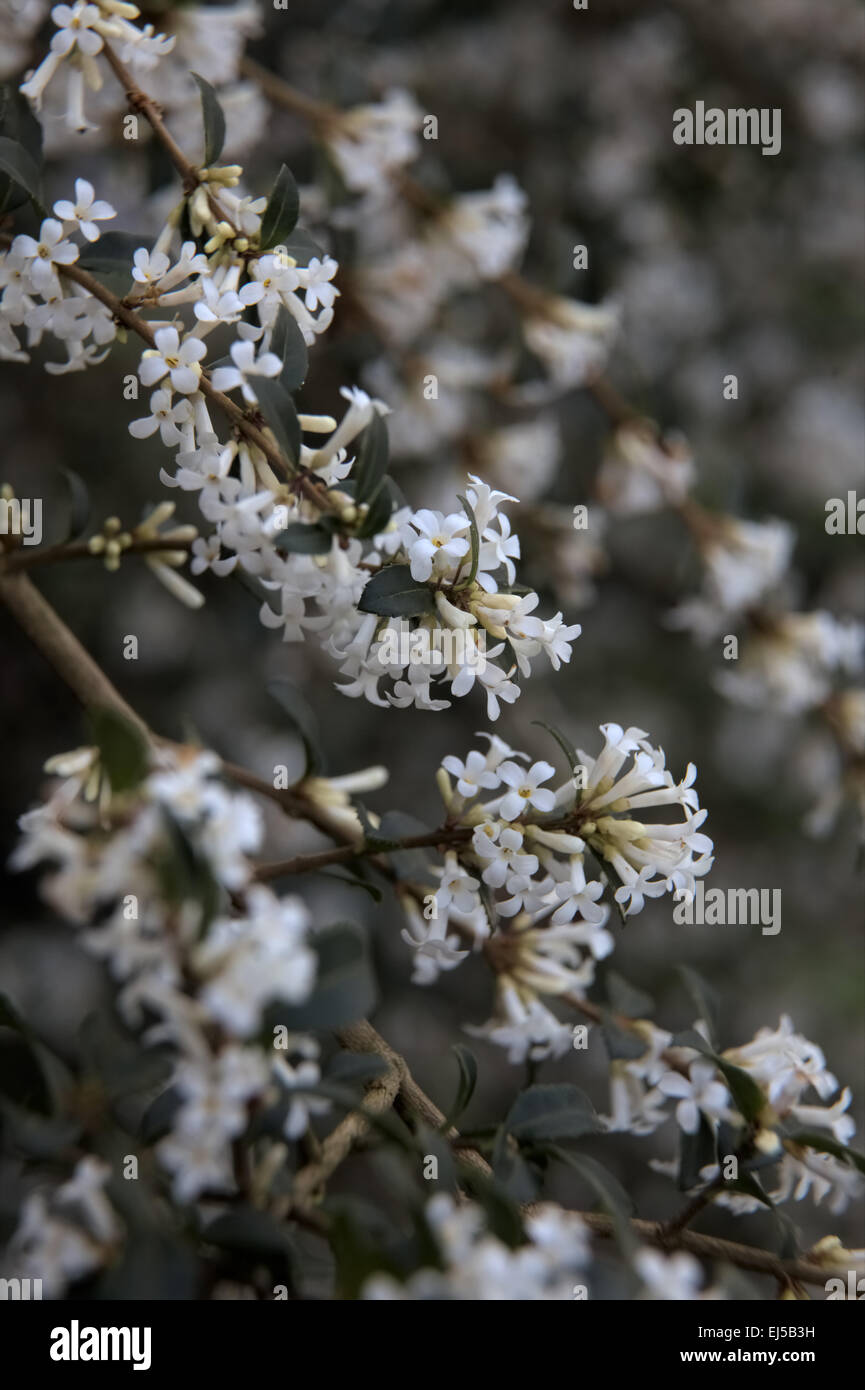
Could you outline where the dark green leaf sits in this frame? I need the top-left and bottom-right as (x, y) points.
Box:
(270, 306), (308, 392)
(0, 1099), (80, 1159)
(254, 377), (301, 465)
(505, 1083), (600, 1143)
(677, 965), (720, 1047)
(678, 1112), (716, 1192)
(0, 135), (42, 211)
(713, 1058), (767, 1125)
(260, 164), (300, 250)
(139, 1085), (182, 1144)
(153, 809), (222, 929)
(441, 1045), (478, 1130)
(720, 1171), (774, 1209)
(79, 1011), (172, 1104)
(787, 1132), (865, 1175)
(357, 564), (436, 618)
(547, 1148), (636, 1250)
(352, 411), (389, 505)
(456, 493), (479, 586)
(191, 72), (225, 167)
(204, 1206), (296, 1274)
(265, 923), (376, 1031)
(274, 520), (335, 555)
(89, 707), (149, 794)
(0, 84), (42, 214)
(354, 475), (396, 539)
(267, 679), (325, 776)
(61, 466), (90, 540)
(606, 970), (654, 1019)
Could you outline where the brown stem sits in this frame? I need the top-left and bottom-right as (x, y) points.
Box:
(101, 41), (202, 194)
(58, 262), (335, 514)
(0, 535), (196, 575)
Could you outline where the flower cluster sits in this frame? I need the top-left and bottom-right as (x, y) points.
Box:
(606, 1013), (862, 1217)
(362, 1195), (592, 1301)
(401, 724), (711, 1059)
(11, 741), (321, 1205)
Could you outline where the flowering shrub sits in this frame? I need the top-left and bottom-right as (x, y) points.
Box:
(0, 1), (862, 1304)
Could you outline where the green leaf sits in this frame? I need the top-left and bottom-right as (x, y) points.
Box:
(0, 1099), (80, 1159)
(677, 965), (720, 1047)
(357, 564), (436, 618)
(355, 475), (396, 539)
(274, 520), (335, 555)
(457, 1167), (525, 1249)
(153, 809), (222, 930)
(713, 1058), (767, 1125)
(547, 1147), (636, 1251)
(720, 1171), (775, 1209)
(254, 377), (301, 465)
(204, 1206), (296, 1279)
(531, 719), (580, 783)
(89, 707), (149, 794)
(787, 1132), (865, 1175)
(441, 1045), (478, 1130)
(353, 411), (389, 505)
(0, 84), (42, 214)
(270, 306), (308, 392)
(678, 1112), (716, 1192)
(504, 1083), (600, 1143)
(456, 493), (479, 587)
(191, 72), (225, 167)
(260, 163), (300, 250)
(139, 1085), (182, 1144)
(265, 923), (376, 1031)
(60, 466), (91, 541)
(0, 135), (42, 212)
(606, 970), (654, 1019)
(79, 1010), (172, 1104)
(267, 679), (325, 777)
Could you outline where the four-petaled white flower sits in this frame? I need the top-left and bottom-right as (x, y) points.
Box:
(442, 749), (501, 798)
(128, 389), (193, 445)
(657, 1062), (732, 1135)
(11, 220), (79, 294)
(496, 759), (556, 822)
(53, 179), (116, 243)
(210, 339), (282, 404)
(139, 326), (207, 394)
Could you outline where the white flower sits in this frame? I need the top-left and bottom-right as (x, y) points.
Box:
(634, 1248), (714, 1300)
(139, 326), (207, 394)
(53, 179), (115, 243)
(496, 759), (556, 821)
(402, 509), (470, 583)
(657, 1062), (732, 1134)
(11, 219), (78, 294)
(442, 750), (500, 799)
(128, 388), (193, 444)
(210, 338), (282, 404)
